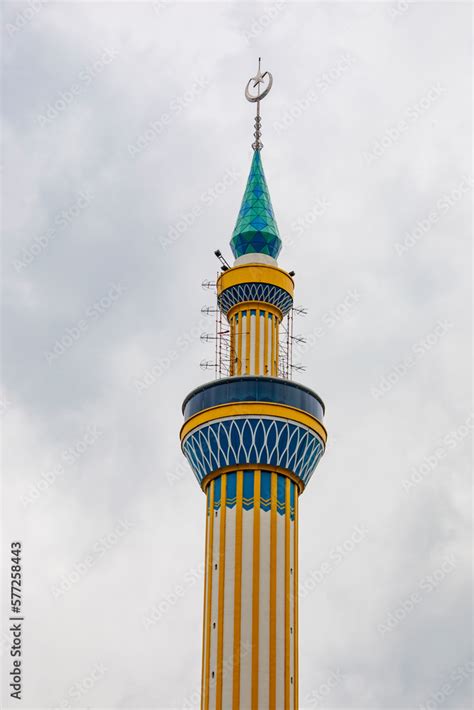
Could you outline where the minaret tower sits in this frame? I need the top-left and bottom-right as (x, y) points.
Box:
(180, 61), (327, 710)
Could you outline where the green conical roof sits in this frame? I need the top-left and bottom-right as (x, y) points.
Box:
(230, 151), (282, 260)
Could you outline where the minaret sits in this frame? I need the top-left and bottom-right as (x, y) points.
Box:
(180, 61), (327, 710)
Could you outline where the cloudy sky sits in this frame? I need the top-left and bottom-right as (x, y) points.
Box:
(2, 1), (472, 708)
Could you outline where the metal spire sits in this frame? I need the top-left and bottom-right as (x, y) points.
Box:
(245, 57), (273, 151)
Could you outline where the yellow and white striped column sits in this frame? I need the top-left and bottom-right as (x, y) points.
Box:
(201, 470), (299, 710)
(228, 303), (280, 377)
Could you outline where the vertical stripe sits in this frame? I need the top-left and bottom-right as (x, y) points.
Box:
(259, 312), (265, 375)
(201, 488), (210, 705)
(264, 313), (268, 375)
(233, 314), (237, 376)
(275, 316), (279, 376)
(275, 316), (278, 375)
(263, 312), (269, 375)
(267, 313), (273, 375)
(271, 315), (274, 375)
(269, 473), (277, 708)
(228, 316), (231, 376)
(255, 311), (260, 375)
(222, 486), (236, 708)
(249, 314), (256, 375)
(258, 479), (270, 709)
(232, 472), (243, 709)
(289, 516), (294, 710)
(245, 312), (250, 375)
(209, 487), (221, 710)
(204, 481), (215, 710)
(268, 314), (272, 376)
(216, 475), (227, 709)
(237, 313), (242, 376)
(285, 478), (291, 709)
(251, 471), (261, 709)
(240, 476), (254, 709)
(294, 490), (299, 709)
(240, 311), (248, 375)
(272, 317), (277, 377)
(273, 316), (278, 377)
(267, 314), (270, 376)
(230, 315), (235, 376)
(276, 488), (286, 708)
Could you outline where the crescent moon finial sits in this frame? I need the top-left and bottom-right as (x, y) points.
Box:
(245, 58), (273, 151)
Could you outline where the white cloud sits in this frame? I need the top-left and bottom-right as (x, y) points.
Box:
(2, 1), (471, 708)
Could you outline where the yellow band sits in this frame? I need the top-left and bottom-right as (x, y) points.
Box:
(180, 401), (327, 444)
(217, 263), (294, 297)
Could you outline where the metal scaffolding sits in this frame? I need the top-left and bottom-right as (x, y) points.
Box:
(200, 277), (307, 380)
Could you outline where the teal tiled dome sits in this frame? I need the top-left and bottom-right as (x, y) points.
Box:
(230, 151), (282, 260)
